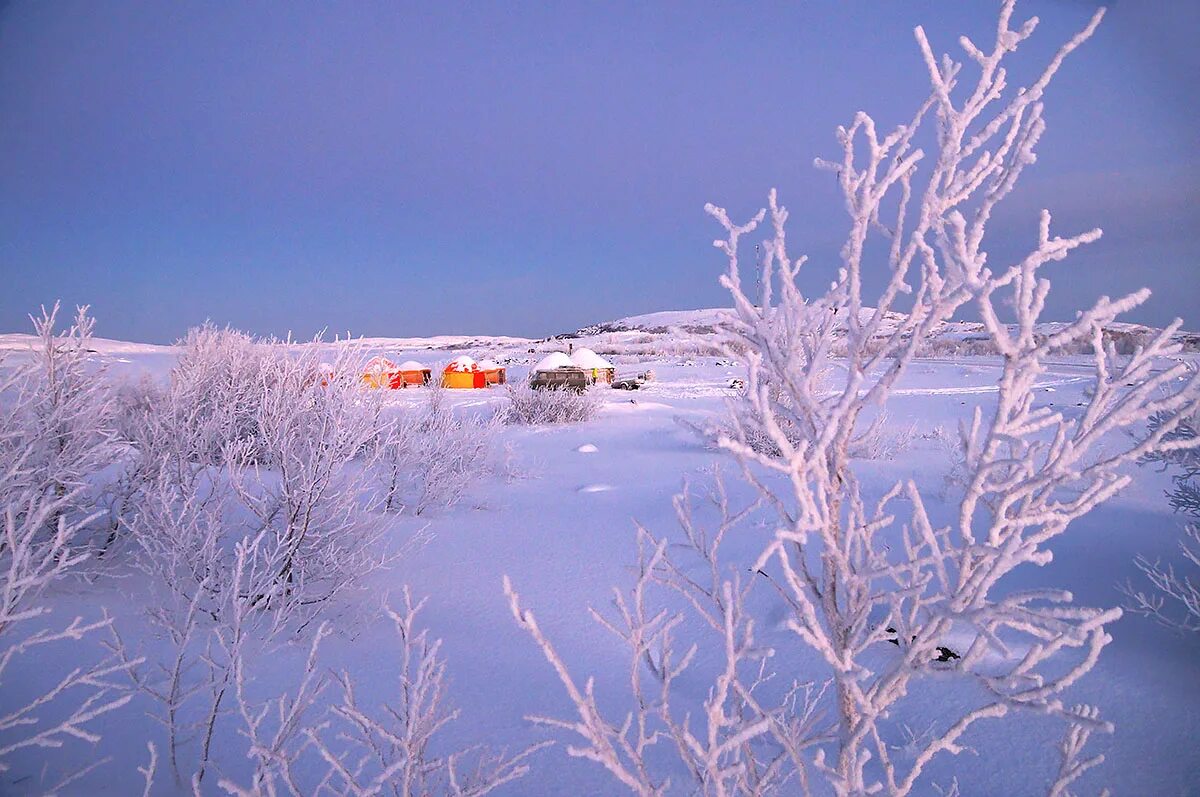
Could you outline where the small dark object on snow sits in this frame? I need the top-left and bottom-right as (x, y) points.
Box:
(884, 627), (960, 663)
(934, 646), (960, 662)
(729, 378), (745, 390)
(612, 378), (641, 390)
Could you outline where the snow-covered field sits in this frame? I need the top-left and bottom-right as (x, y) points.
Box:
(3, 325), (1198, 796)
(7, 1), (1199, 792)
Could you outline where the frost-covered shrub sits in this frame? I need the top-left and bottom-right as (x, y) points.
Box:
(102, 325), (403, 624)
(508, 4), (1200, 794)
(0, 490), (135, 788)
(377, 385), (497, 515)
(499, 380), (599, 426)
(291, 590), (546, 796)
(848, 413), (918, 461)
(1126, 387), (1200, 632)
(107, 324), (273, 539)
(1124, 524), (1200, 634)
(1141, 390), (1200, 517)
(0, 304), (118, 534)
(0, 308), (132, 785)
(108, 335), (414, 783)
(149, 323), (271, 467)
(222, 340), (393, 609)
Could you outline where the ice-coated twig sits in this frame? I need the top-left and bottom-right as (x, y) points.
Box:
(507, 2), (1198, 795)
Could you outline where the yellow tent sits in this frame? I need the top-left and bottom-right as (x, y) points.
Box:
(442, 355), (486, 389)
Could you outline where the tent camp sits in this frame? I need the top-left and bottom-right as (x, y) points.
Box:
(361, 356), (398, 389)
(569, 348), (616, 384)
(478, 358), (507, 385)
(530, 352), (588, 391)
(442, 355), (486, 389)
(395, 360), (432, 387)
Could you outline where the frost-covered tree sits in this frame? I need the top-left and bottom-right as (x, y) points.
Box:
(1125, 392), (1200, 632)
(507, 3), (1200, 794)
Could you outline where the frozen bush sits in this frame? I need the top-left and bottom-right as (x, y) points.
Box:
(848, 413), (918, 461)
(0, 491), (136, 788)
(299, 589), (547, 797)
(134, 324), (271, 469)
(506, 476), (827, 796)
(0, 306), (135, 786)
(105, 325), (272, 545)
(1126, 386), (1200, 632)
(499, 380), (599, 426)
(110, 326), (397, 609)
(377, 385), (498, 515)
(0, 303), (118, 536)
(224, 337), (394, 610)
(1124, 524), (1200, 634)
(108, 335), (415, 785)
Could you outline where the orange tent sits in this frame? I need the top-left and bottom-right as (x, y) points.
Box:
(442, 355), (486, 389)
(395, 360), (432, 387)
(478, 358), (506, 385)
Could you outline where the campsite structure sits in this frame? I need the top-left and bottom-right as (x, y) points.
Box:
(478, 358), (507, 385)
(530, 351), (588, 391)
(361, 356), (398, 389)
(442, 355), (487, 389)
(569, 347), (616, 384)
(395, 360), (432, 387)
(361, 356), (433, 388)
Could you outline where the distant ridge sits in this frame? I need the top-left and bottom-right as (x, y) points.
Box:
(558, 308), (1200, 356)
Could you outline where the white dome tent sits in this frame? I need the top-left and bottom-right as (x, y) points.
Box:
(569, 347), (616, 384)
(533, 352), (575, 371)
(530, 351), (587, 391)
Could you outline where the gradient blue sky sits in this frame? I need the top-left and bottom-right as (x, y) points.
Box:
(1, 1), (1196, 343)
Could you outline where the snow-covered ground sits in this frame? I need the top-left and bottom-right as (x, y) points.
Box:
(3, 325), (1199, 796)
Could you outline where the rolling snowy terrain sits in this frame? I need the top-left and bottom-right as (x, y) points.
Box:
(1, 314), (1197, 795)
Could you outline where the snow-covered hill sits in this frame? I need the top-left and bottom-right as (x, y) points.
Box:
(2, 309), (1194, 374)
(557, 307), (1200, 358)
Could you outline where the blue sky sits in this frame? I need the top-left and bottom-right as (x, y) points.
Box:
(1, 1), (1196, 342)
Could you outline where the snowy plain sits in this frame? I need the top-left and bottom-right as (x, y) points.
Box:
(2, 317), (1199, 796)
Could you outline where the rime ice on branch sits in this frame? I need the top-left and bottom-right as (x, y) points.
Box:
(508, 2), (1200, 795)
